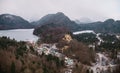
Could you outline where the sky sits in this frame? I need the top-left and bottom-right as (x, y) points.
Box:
(0, 0), (120, 22)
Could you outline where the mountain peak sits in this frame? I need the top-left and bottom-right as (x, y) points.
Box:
(32, 12), (72, 26)
(0, 14), (34, 30)
(1, 14), (13, 16)
(75, 18), (93, 24)
(0, 14), (15, 20)
(56, 12), (65, 15)
(33, 12), (80, 35)
(104, 19), (115, 23)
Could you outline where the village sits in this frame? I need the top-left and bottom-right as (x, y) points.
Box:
(25, 33), (119, 73)
(34, 43), (75, 73)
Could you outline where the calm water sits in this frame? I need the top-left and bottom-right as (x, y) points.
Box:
(0, 29), (38, 42)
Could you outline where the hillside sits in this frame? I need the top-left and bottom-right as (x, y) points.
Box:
(33, 13), (120, 36)
(33, 12), (80, 36)
(79, 19), (120, 34)
(0, 36), (65, 73)
(34, 26), (95, 65)
(0, 14), (34, 30)
(1, 13), (120, 34)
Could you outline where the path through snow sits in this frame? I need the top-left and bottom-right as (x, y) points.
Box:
(91, 53), (116, 73)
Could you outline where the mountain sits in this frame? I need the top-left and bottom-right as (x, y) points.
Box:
(75, 18), (93, 24)
(32, 12), (73, 26)
(0, 14), (34, 30)
(33, 12), (80, 35)
(32, 12), (80, 29)
(33, 11), (120, 35)
(79, 19), (120, 34)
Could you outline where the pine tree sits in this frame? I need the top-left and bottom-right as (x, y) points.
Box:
(86, 69), (89, 73)
(11, 62), (15, 73)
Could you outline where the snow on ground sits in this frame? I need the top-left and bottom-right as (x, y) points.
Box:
(96, 33), (104, 45)
(90, 53), (117, 73)
(96, 33), (104, 42)
(35, 44), (74, 73)
(73, 30), (95, 35)
(116, 35), (120, 40)
(73, 30), (104, 45)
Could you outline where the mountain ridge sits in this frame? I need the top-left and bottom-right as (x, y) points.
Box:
(33, 12), (80, 35)
(33, 12), (120, 36)
(79, 18), (120, 34)
(0, 13), (120, 34)
(0, 14), (34, 30)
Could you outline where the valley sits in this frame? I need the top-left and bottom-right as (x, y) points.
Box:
(0, 12), (120, 73)
(1, 0), (120, 73)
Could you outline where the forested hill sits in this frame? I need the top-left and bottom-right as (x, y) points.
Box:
(0, 14), (34, 30)
(78, 19), (120, 34)
(33, 12), (120, 36)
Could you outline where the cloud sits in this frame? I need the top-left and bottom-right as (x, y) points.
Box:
(0, 0), (119, 21)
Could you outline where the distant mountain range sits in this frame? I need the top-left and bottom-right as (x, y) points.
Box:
(79, 19), (120, 33)
(75, 18), (93, 24)
(0, 13), (120, 35)
(32, 12), (79, 31)
(33, 12), (120, 36)
(0, 14), (34, 30)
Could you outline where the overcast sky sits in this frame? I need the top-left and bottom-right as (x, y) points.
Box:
(0, 0), (120, 22)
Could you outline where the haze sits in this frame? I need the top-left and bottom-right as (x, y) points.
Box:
(0, 0), (120, 22)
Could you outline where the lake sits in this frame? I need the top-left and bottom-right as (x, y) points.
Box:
(0, 29), (38, 42)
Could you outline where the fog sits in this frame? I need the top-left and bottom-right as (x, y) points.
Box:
(0, 0), (120, 21)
